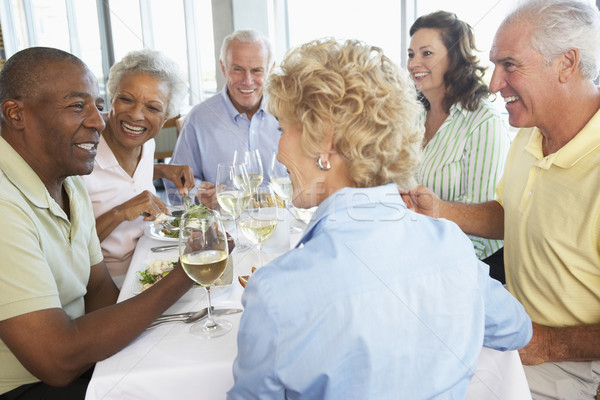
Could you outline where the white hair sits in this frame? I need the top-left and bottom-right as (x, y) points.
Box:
(503, 0), (600, 80)
(219, 29), (273, 67)
(106, 49), (188, 118)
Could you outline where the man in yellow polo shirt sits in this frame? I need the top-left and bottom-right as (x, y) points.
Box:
(403, 1), (600, 398)
(0, 47), (195, 398)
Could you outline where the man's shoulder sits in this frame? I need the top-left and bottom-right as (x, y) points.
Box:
(188, 92), (224, 114)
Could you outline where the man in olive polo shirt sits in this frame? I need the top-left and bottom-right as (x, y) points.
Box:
(0, 47), (194, 399)
(403, 1), (600, 398)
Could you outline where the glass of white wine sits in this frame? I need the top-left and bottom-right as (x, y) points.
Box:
(269, 151), (292, 205)
(239, 185), (279, 268)
(269, 151), (301, 233)
(233, 149), (263, 193)
(179, 206), (231, 338)
(215, 163), (251, 252)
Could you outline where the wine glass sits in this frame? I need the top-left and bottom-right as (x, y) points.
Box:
(233, 149), (263, 193)
(239, 185), (279, 268)
(215, 163), (251, 252)
(179, 206), (231, 338)
(269, 152), (301, 233)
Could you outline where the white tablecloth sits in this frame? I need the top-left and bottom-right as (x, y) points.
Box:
(85, 227), (531, 400)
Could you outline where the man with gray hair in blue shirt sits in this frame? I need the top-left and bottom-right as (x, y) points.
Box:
(166, 29), (280, 207)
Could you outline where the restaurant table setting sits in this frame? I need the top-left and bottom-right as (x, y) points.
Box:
(85, 209), (531, 400)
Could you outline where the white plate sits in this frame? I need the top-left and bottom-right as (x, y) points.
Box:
(132, 257), (178, 295)
(145, 223), (179, 242)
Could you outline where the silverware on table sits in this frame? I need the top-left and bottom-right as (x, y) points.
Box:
(154, 310), (206, 322)
(147, 308), (243, 330)
(151, 244), (179, 252)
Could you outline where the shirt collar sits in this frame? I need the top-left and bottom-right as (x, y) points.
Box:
(94, 135), (119, 169)
(0, 136), (73, 219)
(524, 107), (600, 169)
(221, 87), (265, 122)
(449, 102), (468, 118)
(421, 102), (467, 125)
(298, 183), (407, 246)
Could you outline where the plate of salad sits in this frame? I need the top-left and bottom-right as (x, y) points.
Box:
(133, 258), (177, 293)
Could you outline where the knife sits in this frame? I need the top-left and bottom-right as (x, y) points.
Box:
(147, 308), (243, 330)
(151, 244), (179, 252)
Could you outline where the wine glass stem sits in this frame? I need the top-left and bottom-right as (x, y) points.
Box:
(233, 215), (242, 245)
(204, 287), (217, 331)
(258, 245), (263, 268)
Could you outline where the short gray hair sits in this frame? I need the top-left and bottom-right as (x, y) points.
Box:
(503, 0), (600, 80)
(106, 49), (187, 118)
(219, 29), (273, 68)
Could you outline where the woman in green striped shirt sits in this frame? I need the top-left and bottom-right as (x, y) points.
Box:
(408, 11), (510, 280)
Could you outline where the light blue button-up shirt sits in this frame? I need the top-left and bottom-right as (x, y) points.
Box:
(165, 88), (281, 201)
(228, 184), (531, 400)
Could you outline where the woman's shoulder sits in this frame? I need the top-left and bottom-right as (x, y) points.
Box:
(454, 98), (505, 128)
(473, 98), (504, 119)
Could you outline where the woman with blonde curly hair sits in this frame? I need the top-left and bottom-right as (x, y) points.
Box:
(408, 11), (510, 282)
(228, 38), (531, 399)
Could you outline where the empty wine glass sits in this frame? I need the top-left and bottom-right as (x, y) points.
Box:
(233, 149), (263, 193)
(215, 163), (251, 252)
(179, 206), (231, 338)
(239, 185), (279, 268)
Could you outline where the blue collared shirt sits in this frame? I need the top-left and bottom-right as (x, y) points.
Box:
(165, 88), (281, 200)
(228, 184), (531, 400)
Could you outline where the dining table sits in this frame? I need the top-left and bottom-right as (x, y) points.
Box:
(85, 216), (532, 400)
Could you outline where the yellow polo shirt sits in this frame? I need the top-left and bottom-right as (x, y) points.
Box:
(497, 109), (600, 327)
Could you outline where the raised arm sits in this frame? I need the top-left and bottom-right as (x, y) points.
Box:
(402, 185), (505, 240)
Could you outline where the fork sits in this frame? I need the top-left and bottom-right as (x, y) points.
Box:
(183, 194), (194, 210)
(159, 219), (180, 231)
(154, 213), (180, 231)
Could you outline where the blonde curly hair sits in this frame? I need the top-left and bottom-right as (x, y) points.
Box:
(266, 38), (424, 190)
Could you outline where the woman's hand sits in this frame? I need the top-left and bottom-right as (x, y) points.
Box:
(117, 191), (169, 222)
(196, 181), (218, 209)
(154, 163), (195, 196)
(95, 191), (169, 242)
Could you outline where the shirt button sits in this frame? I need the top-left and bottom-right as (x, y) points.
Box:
(528, 191), (533, 196)
(536, 167), (541, 172)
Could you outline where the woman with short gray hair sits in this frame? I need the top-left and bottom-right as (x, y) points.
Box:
(83, 49), (194, 288)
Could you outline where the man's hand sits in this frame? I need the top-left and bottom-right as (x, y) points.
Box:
(155, 164), (195, 196)
(519, 322), (552, 365)
(400, 185), (440, 218)
(196, 181), (218, 209)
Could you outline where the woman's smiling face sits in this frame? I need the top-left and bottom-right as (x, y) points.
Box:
(107, 72), (170, 149)
(407, 28), (449, 100)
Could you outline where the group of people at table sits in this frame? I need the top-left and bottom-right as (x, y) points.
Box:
(0, 0), (598, 398)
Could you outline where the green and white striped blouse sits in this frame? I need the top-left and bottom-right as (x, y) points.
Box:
(417, 99), (510, 260)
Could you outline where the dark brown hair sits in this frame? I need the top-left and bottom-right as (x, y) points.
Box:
(410, 11), (489, 112)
